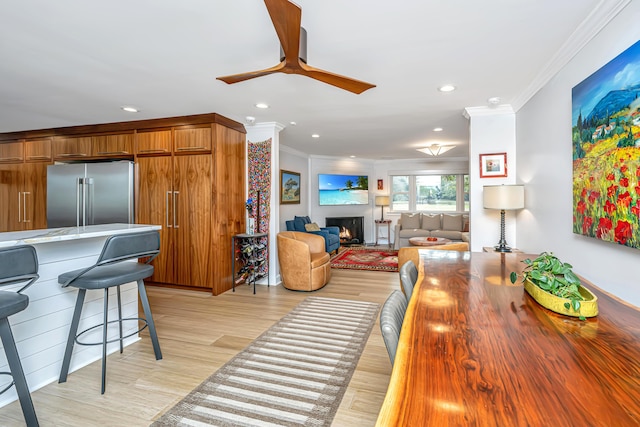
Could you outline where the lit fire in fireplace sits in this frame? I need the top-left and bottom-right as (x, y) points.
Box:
(339, 227), (352, 241)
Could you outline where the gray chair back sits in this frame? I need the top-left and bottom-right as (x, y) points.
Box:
(0, 245), (39, 293)
(399, 260), (418, 302)
(380, 290), (408, 365)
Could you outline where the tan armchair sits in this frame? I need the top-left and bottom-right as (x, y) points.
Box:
(277, 231), (331, 291)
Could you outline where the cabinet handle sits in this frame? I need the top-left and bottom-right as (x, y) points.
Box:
(57, 153), (88, 157)
(18, 192), (22, 223)
(138, 149), (168, 153)
(96, 151), (129, 155)
(176, 146), (206, 151)
(173, 191), (179, 228)
(166, 191), (172, 228)
(26, 155), (50, 160)
(1, 157), (23, 162)
(23, 192), (31, 223)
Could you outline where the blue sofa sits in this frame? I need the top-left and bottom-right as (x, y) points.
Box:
(285, 216), (341, 254)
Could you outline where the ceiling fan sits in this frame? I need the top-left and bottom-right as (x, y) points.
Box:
(216, 0), (376, 94)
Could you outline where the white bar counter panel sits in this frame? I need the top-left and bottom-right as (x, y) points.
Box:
(0, 223), (161, 407)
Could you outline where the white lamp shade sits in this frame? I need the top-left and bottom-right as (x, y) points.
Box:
(483, 185), (524, 210)
(375, 195), (390, 206)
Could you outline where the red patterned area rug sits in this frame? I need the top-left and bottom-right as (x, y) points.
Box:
(330, 246), (399, 272)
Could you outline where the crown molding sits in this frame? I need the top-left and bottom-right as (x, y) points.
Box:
(463, 105), (515, 119)
(510, 0), (631, 111)
(280, 143), (309, 158)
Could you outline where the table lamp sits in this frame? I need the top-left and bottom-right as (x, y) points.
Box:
(375, 195), (390, 221)
(483, 185), (524, 252)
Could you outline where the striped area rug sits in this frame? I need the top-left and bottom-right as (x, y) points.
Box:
(151, 296), (380, 427)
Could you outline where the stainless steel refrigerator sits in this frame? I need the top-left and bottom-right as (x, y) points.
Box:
(46, 161), (134, 228)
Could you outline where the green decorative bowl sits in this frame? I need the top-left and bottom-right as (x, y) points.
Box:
(523, 278), (599, 318)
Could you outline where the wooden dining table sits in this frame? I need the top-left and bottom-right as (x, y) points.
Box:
(376, 250), (640, 427)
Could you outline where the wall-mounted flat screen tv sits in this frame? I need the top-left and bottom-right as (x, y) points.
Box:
(318, 174), (369, 206)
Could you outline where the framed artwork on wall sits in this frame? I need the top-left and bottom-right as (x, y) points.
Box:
(572, 39), (640, 249)
(377, 179), (383, 190)
(479, 153), (508, 178)
(280, 169), (301, 204)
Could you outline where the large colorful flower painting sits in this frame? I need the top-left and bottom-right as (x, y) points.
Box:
(572, 39), (640, 248)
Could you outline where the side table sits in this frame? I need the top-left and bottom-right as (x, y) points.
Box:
(375, 219), (392, 247)
(232, 232), (269, 294)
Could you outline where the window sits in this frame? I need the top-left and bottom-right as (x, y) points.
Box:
(390, 174), (469, 212)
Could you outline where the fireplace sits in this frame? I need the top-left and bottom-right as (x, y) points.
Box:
(326, 216), (364, 246)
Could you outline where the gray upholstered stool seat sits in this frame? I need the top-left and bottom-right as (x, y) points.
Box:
(380, 290), (408, 366)
(59, 263), (154, 290)
(0, 245), (40, 427)
(58, 230), (162, 395)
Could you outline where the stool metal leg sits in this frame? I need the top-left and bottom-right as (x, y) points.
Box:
(137, 280), (162, 360)
(0, 318), (39, 427)
(101, 288), (109, 394)
(116, 285), (123, 354)
(59, 289), (86, 384)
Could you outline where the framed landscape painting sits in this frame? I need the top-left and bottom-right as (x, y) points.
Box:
(572, 39), (640, 249)
(280, 170), (301, 204)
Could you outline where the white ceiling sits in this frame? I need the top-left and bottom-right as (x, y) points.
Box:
(0, 0), (621, 161)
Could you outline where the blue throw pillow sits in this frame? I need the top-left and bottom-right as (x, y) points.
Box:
(293, 217), (307, 232)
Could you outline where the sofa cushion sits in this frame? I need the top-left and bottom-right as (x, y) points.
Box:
(431, 230), (463, 240)
(442, 214), (463, 231)
(401, 213), (421, 229)
(399, 229), (430, 238)
(421, 214), (441, 231)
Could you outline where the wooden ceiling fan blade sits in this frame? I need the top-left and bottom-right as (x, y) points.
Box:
(217, 63), (284, 84)
(301, 64), (376, 94)
(264, 0), (302, 63)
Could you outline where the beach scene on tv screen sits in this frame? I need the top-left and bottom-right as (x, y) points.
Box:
(318, 174), (369, 205)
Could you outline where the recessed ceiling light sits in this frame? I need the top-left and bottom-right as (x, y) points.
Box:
(350, 155), (356, 158)
(290, 121), (297, 126)
(438, 85), (456, 92)
(433, 127), (443, 132)
(311, 134), (320, 138)
(255, 103), (269, 109)
(121, 106), (138, 113)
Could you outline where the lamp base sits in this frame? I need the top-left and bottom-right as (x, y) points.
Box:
(493, 209), (512, 253)
(493, 244), (512, 253)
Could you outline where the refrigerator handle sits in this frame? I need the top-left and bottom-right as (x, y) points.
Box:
(18, 192), (22, 223)
(23, 192), (31, 223)
(76, 177), (82, 227)
(166, 191), (172, 228)
(173, 191), (179, 228)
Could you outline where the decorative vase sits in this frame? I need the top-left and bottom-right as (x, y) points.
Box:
(523, 278), (599, 318)
(246, 217), (255, 235)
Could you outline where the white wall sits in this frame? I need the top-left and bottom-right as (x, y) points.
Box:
(516, 1), (640, 306)
(279, 145), (310, 231)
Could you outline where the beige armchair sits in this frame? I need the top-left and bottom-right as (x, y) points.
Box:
(277, 231), (331, 291)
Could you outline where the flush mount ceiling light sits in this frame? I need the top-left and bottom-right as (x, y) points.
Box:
(438, 84), (456, 92)
(433, 127), (443, 132)
(255, 103), (269, 109)
(311, 134), (320, 138)
(121, 106), (139, 113)
(417, 144), (455, 156)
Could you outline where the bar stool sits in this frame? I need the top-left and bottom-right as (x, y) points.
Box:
(0, 245), (39, 427)
(58, 230), (162, 394)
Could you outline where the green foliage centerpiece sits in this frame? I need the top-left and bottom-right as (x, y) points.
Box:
(510, 252), (598, 320)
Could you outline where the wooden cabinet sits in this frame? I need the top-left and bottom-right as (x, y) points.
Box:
(52, 136), (92, 160)
(174, 125), (211, 154)
(0, 162), (47, 232)
(0, 141), (24, 163)
(92, 133), (133, 156)
(136, 130), (172, 155)
(25, 138), (52, 162)
(137, 153), (212, 289)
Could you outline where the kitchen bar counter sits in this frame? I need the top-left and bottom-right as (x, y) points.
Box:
(376, 250), (640, 426)
(0, 223), (161, 407)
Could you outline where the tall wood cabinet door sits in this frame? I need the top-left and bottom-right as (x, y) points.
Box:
(136, 156), (174, 283)
(173, 154), (212, 288)
(22, 162), (48, 230)
(0, 164), (22, 231)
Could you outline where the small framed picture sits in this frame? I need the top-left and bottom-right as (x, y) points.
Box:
(280, 170), (301, 204)
(377, 179), (383, 190)
(479, 153), (507, 178)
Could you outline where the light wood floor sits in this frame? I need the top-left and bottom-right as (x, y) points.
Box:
(0, 267), (398, 426)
